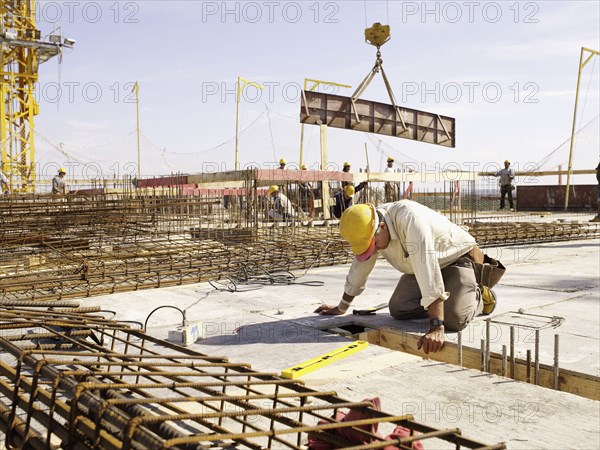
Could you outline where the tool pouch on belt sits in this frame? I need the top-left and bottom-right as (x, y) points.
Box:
(473, 254), (506, 288)
(466, 246), (506, 288)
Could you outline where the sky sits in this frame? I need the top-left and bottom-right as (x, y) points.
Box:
(31, 0), (600, 183)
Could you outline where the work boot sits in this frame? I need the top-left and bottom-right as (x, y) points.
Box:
(481, 286), (497, 315)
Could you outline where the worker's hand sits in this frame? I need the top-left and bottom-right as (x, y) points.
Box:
(417, 327), (445, 354)
(314, 304), (346, 315)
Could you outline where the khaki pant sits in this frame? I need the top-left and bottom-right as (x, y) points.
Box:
(388, 257), (483, 331)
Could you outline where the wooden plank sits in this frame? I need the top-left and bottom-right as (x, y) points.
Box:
(478, 169), (595, 177)
(187, 170), (256, 185)
(368, 328), (599, 401)
(353, 171), (478, 183)
(255, 169), (353, 185)
(136, 175), (189, 188)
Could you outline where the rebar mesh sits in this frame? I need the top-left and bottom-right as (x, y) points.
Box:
(1, 190), (598, 302)
(0, 303), (505, 450)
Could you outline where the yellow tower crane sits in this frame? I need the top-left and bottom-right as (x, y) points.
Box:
(0, 1), (71, 193)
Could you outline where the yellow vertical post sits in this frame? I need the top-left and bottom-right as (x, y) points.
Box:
(565, 47), (599, 210)
(235, 77), (241, 171)
(235, 77), (263, 171)
(28, 83), (36, 189)
(134, 82), (141, 179)
(320, 124), (331, 220)
(299, 79), (308, 168)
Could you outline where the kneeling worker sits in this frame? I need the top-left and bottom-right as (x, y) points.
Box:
(267, 185), (296, 221)
(315, 201), (497, 354)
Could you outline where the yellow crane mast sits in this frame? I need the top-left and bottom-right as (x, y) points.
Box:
(0, 1), (68, 192)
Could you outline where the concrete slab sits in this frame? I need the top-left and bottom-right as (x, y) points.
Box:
(82, 238), (600, 449)
(320, 362), (599, 450)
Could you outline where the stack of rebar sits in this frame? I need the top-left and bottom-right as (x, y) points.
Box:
(0, 302), (505, 450)
(468, 221), (600, 246)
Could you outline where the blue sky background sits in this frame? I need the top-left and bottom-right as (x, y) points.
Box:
(33, 1), (599, 182)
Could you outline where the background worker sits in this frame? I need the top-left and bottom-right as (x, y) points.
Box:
(1, 170), (9, 195)
(341, 161), (353, 189)
(279, 158), (286, 170)
(384, 156), (399, 202)
(267, 185), (296, 221)
(52, 167), (67, 195)
(298, 164), (314, 216)
(495, 160), (515, 211)
(330, 182), (367, 219)
(315, 201), (497, 354)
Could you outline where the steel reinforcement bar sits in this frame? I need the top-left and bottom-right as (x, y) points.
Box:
(0, 304), (505, 450)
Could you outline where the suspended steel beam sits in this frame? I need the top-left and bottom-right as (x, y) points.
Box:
(300, 90), (455, 148)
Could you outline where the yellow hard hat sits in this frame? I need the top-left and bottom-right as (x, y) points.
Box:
(279, 158), (286, 165)
(58, 167), (66, 174)
(301, 164), (307, 170)
(344, 185), (355, 197)
(504, 159), (510, 164)
(267, 185), (279, 195)
(339, 204), (379, 262)
(343, 161), (350, 167)
(387, 157), (394, 163)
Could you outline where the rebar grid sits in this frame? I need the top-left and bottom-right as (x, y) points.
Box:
(0, 305), (505, 450)
(1, 191), (350, 301)
(2, 192), (597, 303)
(468, 220), (600, 247)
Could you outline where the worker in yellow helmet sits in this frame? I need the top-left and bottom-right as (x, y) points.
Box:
(52, 167), (67, 195)
(494, 159), (515, 211)
(315, 201), (503, 354)
(279, 158), (286, 170)
(340, 162), (354, 189)
(267, 185), (296, 221)
(330, 183), (367, 219)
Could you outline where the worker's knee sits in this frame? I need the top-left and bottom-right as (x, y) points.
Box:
(389, 305), (427, 321)
(443, 312), (470, 331)
(443, 297), (479, 331)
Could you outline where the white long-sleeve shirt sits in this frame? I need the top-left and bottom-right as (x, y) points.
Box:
(495, 168), (515, 186)
(344, 201), (476, 309)
(276, 193), (295, 216)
